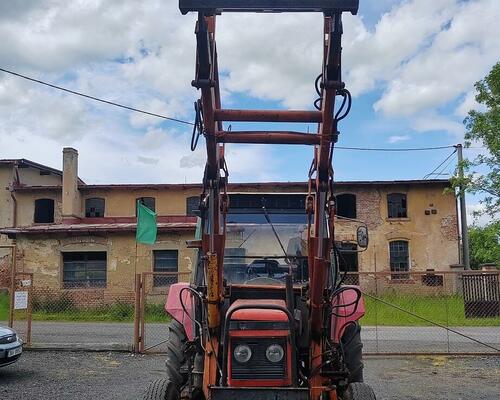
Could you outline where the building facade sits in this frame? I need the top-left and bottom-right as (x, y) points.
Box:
(1, 148), (461, 303)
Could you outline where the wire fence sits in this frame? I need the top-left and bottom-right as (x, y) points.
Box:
(3, 270), (499, 355)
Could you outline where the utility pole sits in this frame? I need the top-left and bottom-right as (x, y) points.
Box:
(456, 144), (470, 270)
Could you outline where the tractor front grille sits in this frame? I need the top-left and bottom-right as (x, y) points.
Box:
(231, 337), (287, 380)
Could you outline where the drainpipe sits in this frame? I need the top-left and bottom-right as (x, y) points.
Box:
(9, 188), (17, 227)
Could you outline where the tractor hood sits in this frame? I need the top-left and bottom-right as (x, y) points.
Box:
(228, 299), (289, 322)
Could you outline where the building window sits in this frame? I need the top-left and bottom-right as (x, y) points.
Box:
(389, 240), (410, 279)
(136, 197), (155, 215)
(227, 194), (306, 224)
(34, 198), (54, 223)
(335, 193), (356, 218)
(62, 252), (107, 288)
(387, 193), (407, 218)
(186, 196), (200, 216)
(85, 198), (105, 218)
(153, 250), (178, 287)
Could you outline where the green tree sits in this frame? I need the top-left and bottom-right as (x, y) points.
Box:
(452, 62), (500, 217)
(468, 221), (500, 270)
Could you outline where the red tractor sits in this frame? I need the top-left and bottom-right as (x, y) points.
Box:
(145, 1), (376, 399)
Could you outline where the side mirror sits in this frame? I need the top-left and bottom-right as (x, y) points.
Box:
(356, 226), (368, 249)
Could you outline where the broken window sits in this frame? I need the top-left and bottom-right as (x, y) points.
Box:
(186, 196), (200, 216)
(34, 198), (55, 223)
(136, 197), (155, 215)
(62, 251), (107, 288)
(387, 193), (407, 218)
(335, 193), (357, 218)
(389, 240), (410, 279)
(85, 198), (105, 218)
(153, 250), (178, 287)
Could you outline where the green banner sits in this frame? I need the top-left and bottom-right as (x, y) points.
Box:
(136, 201), (157, 245)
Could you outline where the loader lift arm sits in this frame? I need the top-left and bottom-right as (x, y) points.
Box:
(183, 1), (359, 398)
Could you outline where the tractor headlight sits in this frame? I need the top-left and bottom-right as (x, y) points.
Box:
(265, 344), (284, 363)
(233, 344), (252, 363)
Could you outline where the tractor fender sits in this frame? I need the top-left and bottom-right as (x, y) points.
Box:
(165, 282), (195, 341)
(330, 285), (365, 344)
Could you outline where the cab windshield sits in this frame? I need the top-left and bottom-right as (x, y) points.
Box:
(223, 223), (308, 286)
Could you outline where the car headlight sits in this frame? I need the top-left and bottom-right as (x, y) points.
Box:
(266, 344), (284, 363)
(233, 344), (252, 363)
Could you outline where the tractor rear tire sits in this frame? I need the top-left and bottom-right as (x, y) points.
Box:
(345, 382), (377, 400)
(143, 379), (180, 400)
(341, 322), (364, 383)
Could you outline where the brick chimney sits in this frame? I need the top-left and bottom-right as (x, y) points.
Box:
(62, 147), (81, 221)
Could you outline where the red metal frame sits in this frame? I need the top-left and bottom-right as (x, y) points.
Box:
(188, 5), (354, 399)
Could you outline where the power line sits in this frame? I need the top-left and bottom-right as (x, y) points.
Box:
(423, 149), (457, 180)
(0, 67), (194, 126)
(0, 67), (486, 153)
(335, 145), (455, 151)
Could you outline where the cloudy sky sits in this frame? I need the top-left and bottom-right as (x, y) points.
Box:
(0, 0), (498, 219)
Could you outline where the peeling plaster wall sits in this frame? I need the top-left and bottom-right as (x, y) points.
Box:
(15, 231), (196, 299)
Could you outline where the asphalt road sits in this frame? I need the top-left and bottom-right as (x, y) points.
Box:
(0, 351), (498, 399)
(14, 321), (500, 354)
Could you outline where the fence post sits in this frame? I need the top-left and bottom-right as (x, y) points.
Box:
(140, 272), (146, 353)
(8, 244), (17, 328)
(134, 273), (142, 353)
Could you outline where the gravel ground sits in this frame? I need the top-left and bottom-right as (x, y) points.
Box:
(0, 351), (498, 399)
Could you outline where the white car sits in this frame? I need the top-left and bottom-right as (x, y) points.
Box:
(0, 326), (23, 367)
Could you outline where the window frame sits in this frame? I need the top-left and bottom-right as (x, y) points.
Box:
(34, 198), (55, 224)
(136, 197), (156, 215)
(335, 193), (357, 219)
(85, 197), (105, 218)
(388, 240), (410, 280)
(152, 250), (179, 287)
(186, 196), (200, 216)
(61, 251), (107, 289)
(387, 193), (408, 219)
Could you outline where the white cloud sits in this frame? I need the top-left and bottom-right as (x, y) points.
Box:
(412, 113), (465, 137)
(388, 135), (410, 143)
(466, 203), (490, 227)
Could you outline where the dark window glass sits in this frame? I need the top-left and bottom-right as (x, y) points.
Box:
(62, 252), (107, 288)
(335, 193), (357, 218)
(389, 240), (409, 279)
(34, 198), (54, 223)
(229, 194), (305, 213)
(223, 247), (247, 283)
(136, 197), (155, 215)
(186, 196), (200, 216)
(85, 198), (105, 218)
(387, 193), (407, 218)
(153, 250), (178, 287)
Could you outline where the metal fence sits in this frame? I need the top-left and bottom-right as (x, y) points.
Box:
(352, 270), (500, 354)
(4, 268), (499, 355)
(135, 271), (191, 353)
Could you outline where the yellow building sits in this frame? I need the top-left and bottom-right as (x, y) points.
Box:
(1, 148), (461, 303)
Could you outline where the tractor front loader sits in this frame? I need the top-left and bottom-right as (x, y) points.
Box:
(144, 1), (376, 399)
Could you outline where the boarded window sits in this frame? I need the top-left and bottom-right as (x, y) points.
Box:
(153, 250), (178, 287)
(85, 198), (105, 218)
(186, 196), (200, 216)
(335, 193), (356, 218)
(389, 240), (410, 279)
(387, 193), (407, 218)
(34, 198), (54, 223)
(136, 197), (156, 215)
(62, 252), (107, 288)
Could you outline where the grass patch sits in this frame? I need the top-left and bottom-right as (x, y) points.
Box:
(31, 301), (170, 323)
(361, 294), (500, 327)
(0, 292), (9, 321)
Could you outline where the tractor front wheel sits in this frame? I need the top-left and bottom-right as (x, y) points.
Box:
(345, 382), (377, 400)
(143, 379), (180, 400)
(341, 322), (363, 383)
